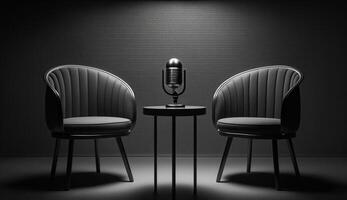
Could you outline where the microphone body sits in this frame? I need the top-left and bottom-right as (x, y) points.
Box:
(166, 66), (182, 88)
(162, 58), (186, 107)
(166, 58), (183, 88)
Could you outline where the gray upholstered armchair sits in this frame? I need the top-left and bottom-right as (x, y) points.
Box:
(212, 65), (303, 189)
(44, 65), (136, 190)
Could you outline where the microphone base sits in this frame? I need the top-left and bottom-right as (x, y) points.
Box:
(166, 103), (185, 108)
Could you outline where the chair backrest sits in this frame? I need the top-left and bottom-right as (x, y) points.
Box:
(44, 65), (136, 131)
(212, 65), (303, 132)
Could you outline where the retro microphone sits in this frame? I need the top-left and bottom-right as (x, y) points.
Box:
(162, 58), (186, 107)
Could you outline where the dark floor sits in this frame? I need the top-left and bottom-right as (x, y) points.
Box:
(0, 157), (346, 200)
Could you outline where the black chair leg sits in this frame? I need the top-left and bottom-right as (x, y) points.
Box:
(65, 139), (74, 190)
(247, 139), (253, 173)
(94, 139), (101, 173)
(216, 137), (233, 182)
(116, 137), (134, 182)
(272, 139), (280, 190)
(50, 138), (61, 180)
(287, 139), (300, 177)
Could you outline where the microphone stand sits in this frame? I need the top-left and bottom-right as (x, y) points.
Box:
(162, 69), (186, 107)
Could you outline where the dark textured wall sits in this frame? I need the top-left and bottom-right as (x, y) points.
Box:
(1, 1), (346, 157)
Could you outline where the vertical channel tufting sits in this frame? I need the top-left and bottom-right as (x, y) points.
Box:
(97, 73), (107, 116)
(68, 68), (74, 117)
(242, 75), (249, 117)
(290, 74), (296, 88)
(212, 65), (302, 125)
(110, 78), (117, 116)
(118, 83), (124, 117)
(240, 76), (245, 117)
(76, 68), (81, 116)
(114, 80), (121, 117)
(78, 68), (88, 116)
(283, 70), (292, 98)
(70, 68), (80, 117)
(234, 77), (242, 116)
(50, 73), (60, 96)
(67, 68), (72, 117)
(109, 80), (115, 115)
(88, 68), (97, 116)
(290, 73), (298, 88)
(255, 70), (259, 117)
(63, 68), (72, 118)
(45, 65), (136, 125)
(96, 72), (101, 116)
(270, 68), (275, 117)
(104, 77), (111, 116)
(274, 68), (285, 118)
(102, 75), (109, 116)
(247, 74), (251, 116)
(290, 73), (295, 88)
(87, 68), (92, 115)
(271, 68), (279, 118)
(227, 81), (235, 116)
(294, 74), (300, 87)
(55, 70), (66, 117)
(234, 80), (239, 116)
(220, 92), (226, 120)
(107, 78), (113, 116)
(226, 82), (231, 116)
(257, 70), (261, 117)
(257, 69), (266, 117)
(120, 85), (127, 117)
(85, 68), (89, 116)
(48, 77), (54, 87)
(234, 76), (244, 117)
(232, 81), (237, 116)
(264, 69), (268, 117)
(115, 82), (120, 117)
(111, 79), (117, 116)
(220, 87), (227, 118)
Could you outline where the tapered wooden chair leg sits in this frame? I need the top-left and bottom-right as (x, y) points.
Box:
(51, 139), (61, 180)
(272, 139), (280, 190)
(65, 139), (74, 190)
(247, 139), (253, 173)
(94, 139), (101, 173)
(216, 137), (233, 182)
(116, 137), (134, 182)
(287, 139), (300, 177)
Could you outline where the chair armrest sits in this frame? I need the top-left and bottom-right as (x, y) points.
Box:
(125, 96), (137, 131)
(281, 86), (301, 133)
(45, 85), (64, 133)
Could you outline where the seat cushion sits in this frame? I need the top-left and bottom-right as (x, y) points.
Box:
(217, 117), (281, 137)
(63, 116), (132, 134)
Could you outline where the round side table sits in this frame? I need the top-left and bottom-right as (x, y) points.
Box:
(143, 105), (206, 197)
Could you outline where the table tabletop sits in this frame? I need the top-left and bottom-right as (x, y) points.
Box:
(143, 105), (206, 116)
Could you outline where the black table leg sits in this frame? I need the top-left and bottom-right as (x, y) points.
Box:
(193, 115), (197, 196)
(172, 116), (176, 199)
(154, 116), (157, 194)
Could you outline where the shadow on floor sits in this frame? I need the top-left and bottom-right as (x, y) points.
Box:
(3, 171), (347, 200)
(4, 171), (126, 191)
(223, 172), (347, 192)
(3, 177), (220, 200)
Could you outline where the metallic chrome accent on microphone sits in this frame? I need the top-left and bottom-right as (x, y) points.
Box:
(162, 58), (186, 107)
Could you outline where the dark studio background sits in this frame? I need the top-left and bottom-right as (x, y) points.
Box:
(0, 0), (346, 157)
